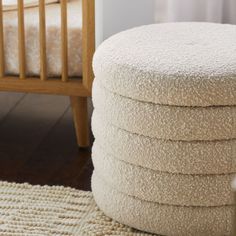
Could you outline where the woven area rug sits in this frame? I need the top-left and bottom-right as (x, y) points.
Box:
(0, 181), (154, 236)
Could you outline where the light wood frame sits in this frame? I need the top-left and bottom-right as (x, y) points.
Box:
(0, 0), (95, 147)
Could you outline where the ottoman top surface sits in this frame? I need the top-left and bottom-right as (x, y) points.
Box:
(93, 22), (236, 107)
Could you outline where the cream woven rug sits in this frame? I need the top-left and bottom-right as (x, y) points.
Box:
(0, 181), (154, 236)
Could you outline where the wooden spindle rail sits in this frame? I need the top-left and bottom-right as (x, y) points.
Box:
(82, 0), (95, 92)
(17, 0), (26, 79)
(39, 0), (47, 80)
(0, 0), (95, 147)
(61, 0), (68, 82)
(0, 0), (4, 77)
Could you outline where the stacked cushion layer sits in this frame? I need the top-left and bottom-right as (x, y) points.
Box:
(92, 144), (234, 207)
(93, 79), (236, 141)
(92, 175), (234, 236)
(92, 22), (236, 235)
(92, 114), (236, 175)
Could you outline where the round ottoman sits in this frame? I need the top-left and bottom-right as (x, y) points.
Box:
(91, 22), (236, 236)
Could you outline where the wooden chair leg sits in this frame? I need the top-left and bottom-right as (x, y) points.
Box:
(70, 96), (90, 148)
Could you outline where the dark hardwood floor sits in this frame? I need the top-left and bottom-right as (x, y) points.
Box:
(0, 92), (93, 191)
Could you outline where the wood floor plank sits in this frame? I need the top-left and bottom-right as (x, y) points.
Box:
(0, 93), (93, 190)
(0, 93), (70, 181)
(0, 92), (25, 121)
(17, 108), (91, 188)
(73, 157), (93, 191)
(50, 146), (92, 190)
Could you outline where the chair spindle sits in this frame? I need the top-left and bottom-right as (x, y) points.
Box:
(39, 0), (47, 80)
(17, 0), (26, 79)
(61, 0), (68, 82)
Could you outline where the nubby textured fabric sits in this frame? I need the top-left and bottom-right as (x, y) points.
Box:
(93, 22), (236, 107)
(92, 22), (236, 235)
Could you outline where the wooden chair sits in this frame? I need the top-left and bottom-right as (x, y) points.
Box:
(0, 0), (95, 147)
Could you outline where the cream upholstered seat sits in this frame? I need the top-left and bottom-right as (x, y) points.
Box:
(92, 22), (236, 236)
(93, 22), (236, 107)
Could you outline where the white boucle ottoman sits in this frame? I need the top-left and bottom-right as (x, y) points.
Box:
(92, 22), (236, 236)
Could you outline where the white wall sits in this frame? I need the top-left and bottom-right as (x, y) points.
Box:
(155, 0), (236, 24)
(95, 0), (156, 46)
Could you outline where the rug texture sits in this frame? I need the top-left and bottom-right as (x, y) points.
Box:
(0, 181), (154, 236)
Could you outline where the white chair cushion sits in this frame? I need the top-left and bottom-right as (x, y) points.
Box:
(93, 22), (236, 107)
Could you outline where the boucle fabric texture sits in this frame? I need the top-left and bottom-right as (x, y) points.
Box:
(91, 22), (236, 235)
(93, 79), (236, 141)
(92, 174), (234, 236)
(3, 0), (82, 77)
(92, 145), (234, 207)
(93, 22), (236, 107)
(92, 113), (236, 175)
(0, 181), (153, 235)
